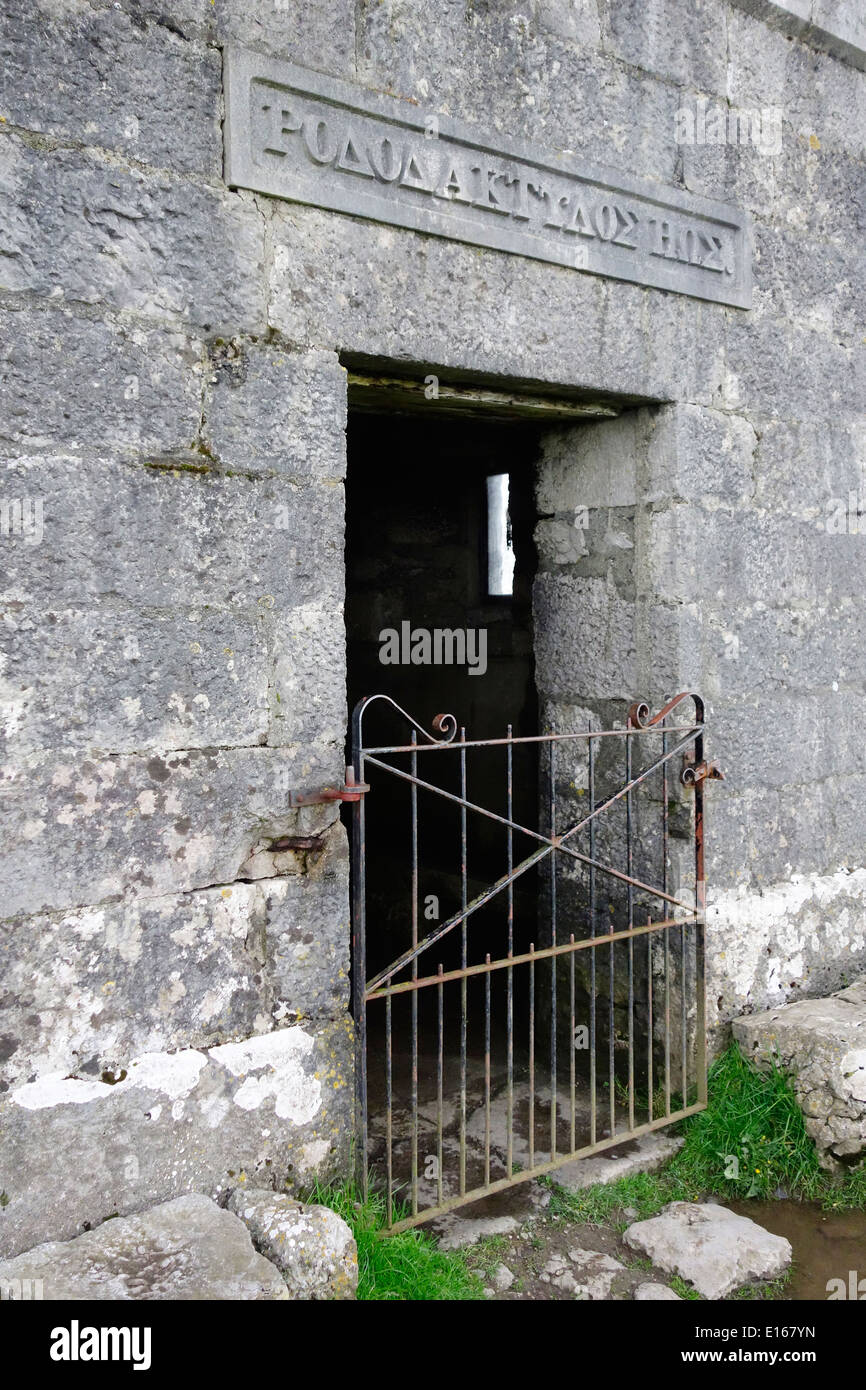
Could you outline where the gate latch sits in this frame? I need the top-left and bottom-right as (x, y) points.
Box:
(680, 758), (724, 788)
(287, 765), (370, 807)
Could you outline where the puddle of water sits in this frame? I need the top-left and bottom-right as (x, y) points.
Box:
(728, 1199), (866, 1300)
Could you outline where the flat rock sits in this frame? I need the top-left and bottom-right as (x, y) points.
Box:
(491, 1261), (515, 1291)
(634, 1282), (681, 1300)
(624, 1202), (792, 1300)
(553, 1132), (684, 1191)
(226, 1187), (357, 1299)
(433, 1214), (520, 1250)
(541, 1246), (627, 1299)
(0, 1195), (288, 1300)
(732, 979), (866, 1171)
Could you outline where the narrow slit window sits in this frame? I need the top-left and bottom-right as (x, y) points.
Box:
(486, 472), (516, 597)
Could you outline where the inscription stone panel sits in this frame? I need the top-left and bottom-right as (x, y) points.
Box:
(224, 47), (752, 309)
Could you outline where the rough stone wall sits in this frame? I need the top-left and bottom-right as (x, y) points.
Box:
(0, 0), (864, 1250)
(0, 0), (354, 1258)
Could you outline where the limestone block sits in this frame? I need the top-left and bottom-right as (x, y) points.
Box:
(0, 1194), (288, 1300)
(227, 1186), (357, 1299)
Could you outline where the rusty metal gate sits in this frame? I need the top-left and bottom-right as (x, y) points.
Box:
(349, 692), (718, 1231)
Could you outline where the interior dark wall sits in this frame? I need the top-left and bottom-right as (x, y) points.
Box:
(344, 410), (543, 983)
(345, 411), (539, 744)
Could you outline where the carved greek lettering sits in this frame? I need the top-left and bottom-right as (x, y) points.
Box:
(336, 130), (375, 179)
(258, 100), (302, 157)
(303, 115), (338, 165)
(400, 152), (431, 192)
(367, 135), (403, 182)
(225, 48), (751, 308)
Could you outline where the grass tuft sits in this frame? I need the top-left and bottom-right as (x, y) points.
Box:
(304, 1177), (485, 1301)
(547, 1044), (866, 1230)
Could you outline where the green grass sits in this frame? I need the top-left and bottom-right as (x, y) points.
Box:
(304, 1177), (485, 1301)
(546, 1044), (866, 1230)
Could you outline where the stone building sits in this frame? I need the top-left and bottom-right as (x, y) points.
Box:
(0, 0), (864, 1257)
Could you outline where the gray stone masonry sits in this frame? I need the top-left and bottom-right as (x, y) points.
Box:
(0, 0), (863, 1256)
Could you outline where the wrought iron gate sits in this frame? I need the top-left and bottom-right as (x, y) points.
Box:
(350, 692), (718, 1231)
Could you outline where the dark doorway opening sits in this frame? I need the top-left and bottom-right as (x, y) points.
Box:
(344, 409), (543, 983)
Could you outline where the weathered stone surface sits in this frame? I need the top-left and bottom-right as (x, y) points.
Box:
(0, 1194), (288, 1300)
(0, 602), (270, 757)
(603, 0), (728, 93)
(728, 0), (866, 70)
(227, 1186), (357, 1298)
(267, 202), (726, 407)
(203, 344), (347, 480)
(540, 1246), (628, 1299)
(356, 0), (684, 183)
(0, 138), (266, 331)
(553, 1133), (684, 1192)
(0, 2), (221, 176)
(214, 0), (356, 80)
(0, 743), (341, 919)
(623, 1202), (792, 1299)
(732, 980), (866, 1170)
(708, 871), (866, 1030)
(534, 573), (636, 700)
(434, 1214), (520, 1251)
(634, 1281), (681, 1300)
(0, 825), (349, 1091)
(0, 455), (342, 615)
(0, 306), (203, 455)
(0, 1017), (353, 1259)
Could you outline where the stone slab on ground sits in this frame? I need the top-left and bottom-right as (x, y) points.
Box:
(624, 1202), (792, 1299)
(553, 1132), (685, 1191)
(0, 1195), (288, 1300)
(539, 1246), (629, 1299)
(634, 1281), (682, 1300)
(226, 1187), (356, 1299)
(434, 1212), (521, 1251)
(732, 979), (866, 1171)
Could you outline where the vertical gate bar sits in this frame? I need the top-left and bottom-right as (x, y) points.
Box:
(485, 953), (492, 1186)
(350, 710), (368, 1202)
(569, 933), (576, 1151)
(647, 913), (654, 1123)
(436, 967), (444, 1206)
(589, 737), (597, 1147)
(549, 733), (557, 1161)
(386, 990), (393, 1227)
(459, 727), (468, 1197)
(529, 942), (536, 1172)
(681, 913), (688, 1104)
(609, 905), (616, 1138)
(626, 736), (635, 1132)
(411, 731), (419, 1216)
(506, 726), (514, 1179)
(437, 964), (444, 1210)
(663, 726), (671, 1117)
(694, 717), (708, 1107)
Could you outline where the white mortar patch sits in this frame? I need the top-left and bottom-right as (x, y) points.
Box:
(708, 868), (866, 1021)
(12, 1073), (114, 1109)
(209, 1028), (321, 1124)
(125, 1049), (207, 1099)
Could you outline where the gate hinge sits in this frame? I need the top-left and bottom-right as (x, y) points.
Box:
(680, 758), (724, 788)
(287, 765), (370, 807)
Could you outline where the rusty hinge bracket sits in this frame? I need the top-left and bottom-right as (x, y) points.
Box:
(287, 765), (370, 808)
(681, 758), (724, 788)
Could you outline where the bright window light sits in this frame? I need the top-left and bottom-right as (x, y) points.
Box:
(486, 473), (516, 597)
